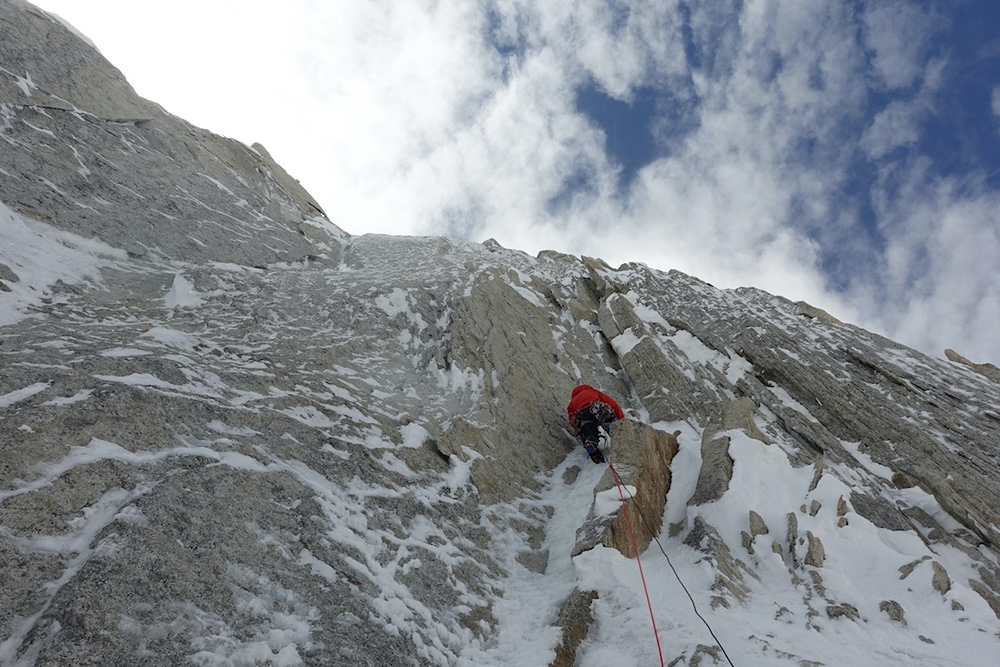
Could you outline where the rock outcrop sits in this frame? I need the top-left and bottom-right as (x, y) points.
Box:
(945, 348), (1000, 382)
(0, 1), (328, 269)
(548, 588), (598, 667)
(572, 419), (678, 558)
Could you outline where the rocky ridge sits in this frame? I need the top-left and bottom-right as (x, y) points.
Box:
(2, 2), (1000, 665)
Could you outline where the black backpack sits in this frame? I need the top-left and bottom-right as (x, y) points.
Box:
(590, 401), (616, 425)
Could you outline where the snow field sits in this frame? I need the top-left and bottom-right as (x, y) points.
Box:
(660, 430), (1000, 666)
(4, 208), (1000, 667)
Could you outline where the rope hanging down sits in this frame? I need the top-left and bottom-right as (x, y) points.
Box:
(608, 459), (666, 667)
(609, 457), (737, 667)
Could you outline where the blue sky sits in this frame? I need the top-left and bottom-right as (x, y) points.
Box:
(29, 0), (1000, 363)
(568, 1), (1000, 297)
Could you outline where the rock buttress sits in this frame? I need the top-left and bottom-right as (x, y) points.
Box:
(573, 420), (678, 558)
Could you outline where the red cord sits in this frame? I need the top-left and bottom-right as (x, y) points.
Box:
(609, 460), (666, 667)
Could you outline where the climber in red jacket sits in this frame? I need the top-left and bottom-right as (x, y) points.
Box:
(567, 384), (625, 464)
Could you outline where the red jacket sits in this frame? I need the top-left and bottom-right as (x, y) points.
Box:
(566, 385), (625, 424)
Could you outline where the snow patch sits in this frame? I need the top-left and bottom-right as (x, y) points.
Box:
(594, 485), (636, 516)
(400, 422), (431, 449)
(141, 326), (200, 350)
(375, 287), (427, 331)
(510, 283), (546, 308)
(300, 215), (350, 244)
(768, 385), (819, 422)
(445, 447), (482, 495)
(842, 440), (895, 481)
(611, 328), (644, 356)
(207, 420), (260, 437)
(164, 272), (203, 309)
(14, 71), (36, 97)
(99, 347), (152, 357)
(0, 382), (50, 409)
(41, 389), (93, 406)
(0, 202), (124, 326)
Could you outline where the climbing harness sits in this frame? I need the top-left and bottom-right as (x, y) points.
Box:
(607, 439), (737, 667)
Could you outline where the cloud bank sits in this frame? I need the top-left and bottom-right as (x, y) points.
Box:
(30, 0), (1000, 363)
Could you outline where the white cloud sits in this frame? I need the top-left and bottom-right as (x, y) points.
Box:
(863, 57), (946, 160)
(862, 98), (922, 159)
(23, 0), (1000, 363)
(874, 180), (1000, 362)
(862, 0), (936, 90)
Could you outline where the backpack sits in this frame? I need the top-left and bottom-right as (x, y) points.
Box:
(590, 400), (616, 425)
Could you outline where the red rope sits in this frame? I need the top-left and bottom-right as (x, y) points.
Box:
(609, 460), (666, 667)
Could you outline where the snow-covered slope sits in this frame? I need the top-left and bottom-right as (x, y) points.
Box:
(2, 2), (999, 665)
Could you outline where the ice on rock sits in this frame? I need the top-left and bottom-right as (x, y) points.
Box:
(2, 3), (1000, 665)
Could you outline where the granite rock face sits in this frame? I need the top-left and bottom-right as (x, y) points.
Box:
(0, 1), (328, 269)
(3, 2), (1000, 665)
(945, 348), (1000, 382)
(571, 419), (678, 558)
